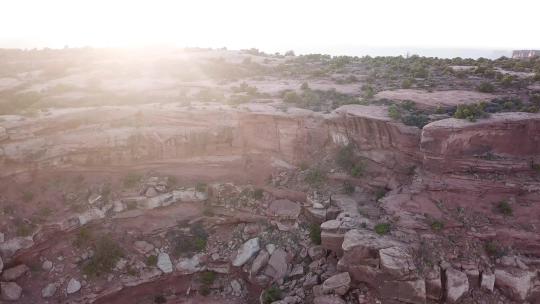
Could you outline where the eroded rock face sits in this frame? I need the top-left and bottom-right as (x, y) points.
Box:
(445, 268), (469, 303)
(495, 268), (535, 301)
(322, 272), (351, 295)
(421, 112), (540, 173)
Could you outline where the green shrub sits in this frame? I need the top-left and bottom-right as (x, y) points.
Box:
(305, 168), (327, 186)
(477, 82), (495, 93)
(123, 173), (141, 188)
(261, 286), (282, 304)
(430, 220), (444, 231)
(388, 104), (401, 120)
(146, 255), (158, 266)
(374, 223), (391, 235)
(21, 190), (34, 202)
(309, 223), (322, 245)
(402, 113), (429, 128)
(401, 78), (413, 89)
(343, 182), (355, 194)
(253, 188), (264, 200)
(200, 271), (216, 285)
(484, 240), (503, 258)
(300, 82), (310, 90)
(74, 227), (93, 248)
(497, 200), (513, 216)
(283, 91), (302, 103)
(196, 182), (208, 193)
(454, 103), (488, 122)
(82, 236), (124, 277)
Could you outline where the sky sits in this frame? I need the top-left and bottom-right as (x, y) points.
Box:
(1, 0), (539, 57)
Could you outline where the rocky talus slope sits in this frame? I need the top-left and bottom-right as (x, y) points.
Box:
(0, 103), (539, 303)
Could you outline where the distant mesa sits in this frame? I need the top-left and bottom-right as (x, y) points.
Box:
(512, 49), (540, 59)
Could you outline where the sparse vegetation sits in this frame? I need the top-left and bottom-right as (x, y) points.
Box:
(309, 223), (322, 245)
(430, 220), (444, 231)
(82, 235), (124, 277)
(497, 200), (513, 216)
(305, 167), (327, 186)
(261, 286), (282, 304)
(74, 227), (93, 248)
(454, 103), (488, 121)
(146, 255), (158, 266)
(374, 223), (391, 235)
(123, 172), (142, 188)
(477, 81), (495, 93)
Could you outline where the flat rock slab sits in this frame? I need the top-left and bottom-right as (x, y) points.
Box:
(266, 199), (301, 219)
(157, 253), (173, 273)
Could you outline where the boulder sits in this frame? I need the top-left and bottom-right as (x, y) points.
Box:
(445, 268), (469, 303)
(425, 267), (442, 300)
(380, 279), (426, 304)
(480, 270), (495, 292)
(266, 199), (301, 219)
(264, 248), (289, 280)
(66, 278), (81, 294)
(322, 272), (351, 295)
(42, 260), (53, 271)
(172, 188), (208, 202)
(41, 283), (57, 298)
(1, 264), (29, 281)
(176, 254), (204, 274)
(313, 295), (346, 304)
(232, 238), (260, 267)
(251, 250), (270, 274)
(134, 240), (154, 254)
(379, 246), (417, 280)
(1, 282), (22, 301)
(495, 268), (535, 301)
(157, 252), (173, 273)
(0, 237), (34, 258)
(308, 246), (326, 260)
(78, 208), (105, 225)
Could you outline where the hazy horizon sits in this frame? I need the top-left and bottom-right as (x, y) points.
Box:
(1, 0), (539, 59)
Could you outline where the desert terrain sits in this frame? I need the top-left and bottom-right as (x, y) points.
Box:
(0, 48), (539, 304)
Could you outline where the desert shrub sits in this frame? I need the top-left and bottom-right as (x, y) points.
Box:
(283, 91), (302, 103)
(21, 190), (34, 202)
(454, 103), (488, 121)
(336, 144), (365, 177)
(196, 182), (208, 193)
(170, 224), (208, 257)
(261, 286), (282, 304)
(123, 173), (141, 188)
(361, 85), (375, 99)
(154, 295), (167, 304)
(531, 162), (540, 173)
(375, 187), (389, 202)
(167, 175), (178, 188)
(497, 200), (513, 216)
(146, 255), (158, 266)
(402, 113), (429, 128)
(388, 105), (401, 120)
(401, 78), (413, 89)
(300, 82), (310, 90)
(14, 218), (35, 237)
(200, 271), (216, 285)
(484, 240), (504, 258)
(309, 223), (322, 245)
(374, 223), (391, 235)
(74, 227), (93, 248)
(82, 236), (124, 277)
(343, 182), (355, 194)
(430, 220), (444, 231)
(305, 168), (327, 186)
(477, 82), (495, 93)
(253, 188), (264, 200)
